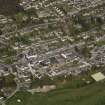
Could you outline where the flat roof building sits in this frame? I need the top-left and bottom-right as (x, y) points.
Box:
(91, 72), (105, 82)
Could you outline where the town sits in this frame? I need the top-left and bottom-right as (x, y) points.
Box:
(0, 0), (105, 104)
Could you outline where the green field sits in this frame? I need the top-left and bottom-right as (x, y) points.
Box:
(6, 77), (105, 105)
(96, 40), (105, 47)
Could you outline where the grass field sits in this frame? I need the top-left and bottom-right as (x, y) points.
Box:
(6, 75), (105, 105)
(0, 0), (23, 15)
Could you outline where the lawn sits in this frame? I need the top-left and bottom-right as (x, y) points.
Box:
(96, 40), (105, 47)
(6, 79), (105, 105)
(0, 0), (23, 15)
